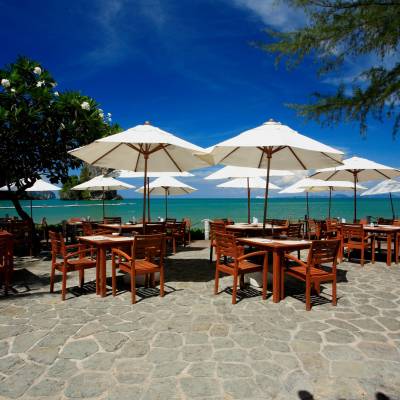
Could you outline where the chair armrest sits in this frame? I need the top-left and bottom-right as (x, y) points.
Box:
(65, 248), (94, 260)
(111, 248), (132, 261)
(284, 253), (308, 267)
(237, 250), (267, 261)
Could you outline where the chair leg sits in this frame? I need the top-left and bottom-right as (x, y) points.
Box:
(79, 269), (84, 288)
(262, 261), (268, 300)
(111, 258), (117, 297)
(173, 238), (176, 254)
(360, 247), (365, 267)
(314, 281), (321, 295)
(209, 245), (213, 263)
(332, 277), (337, 306)
(61, 268), (67, 301)
(371, 240), (375, 264)
(159, 267), (165, 297)
(280, 269), (285, 300)
(150, 273), (155, 288)
(214, 267), (219, 295)
(50, 263), (55, 293)
(305, 279), (311, 311)
(232, 272), (238, 304)
(131, 273), (136, 304)
(239, 274), (245, 290)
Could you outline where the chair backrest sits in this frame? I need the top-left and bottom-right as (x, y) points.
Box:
(0, 236), (10, 268)
(145, 222), (166, 234)
(378, 217), (393, 225)
(132, 234), (165, 262)
(287, 222), (302, 238)
(165, 218), (177, 223)
(265, 218), (288, 227)
(393, 219), (400, 226)
(49, 231), (66, 258)
(326, 219), (338, 231)
(68, 217), (82, 223)
(341, 224), (365, 241)
(82, 221), (94, 236)
(214, 232), (238, 259)
(103, 217), (122, 224)
(307, 239), (340, 268)
(173, 221), (186, 234)
(210, 222), (226, 241)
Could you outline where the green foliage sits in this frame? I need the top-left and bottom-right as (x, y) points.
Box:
(60, 176), (83, 200)
(259, 0), (400, 136)
(0, 56), (117, 218)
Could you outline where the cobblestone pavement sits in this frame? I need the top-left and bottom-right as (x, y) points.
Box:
(0, 240), (399, 400)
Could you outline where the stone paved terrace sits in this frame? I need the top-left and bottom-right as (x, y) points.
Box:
(0, 240), (399, 400)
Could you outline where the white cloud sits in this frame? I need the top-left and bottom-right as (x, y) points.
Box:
(232, 0), (307, 31)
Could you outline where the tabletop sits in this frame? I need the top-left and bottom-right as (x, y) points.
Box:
(226, 223), (286, 231)
(97, 223), (144, 230)
(364, 225), (400, 232)
(79, 234), (135, 246)
(237, 237), (312, 249)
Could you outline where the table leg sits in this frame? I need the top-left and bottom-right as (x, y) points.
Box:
(395, 234), (399, 264)
(99, 247), (107, 297)
(96, 248), (100, 295)
(387, 234), (392, 266)
(272, 250), (281, 303)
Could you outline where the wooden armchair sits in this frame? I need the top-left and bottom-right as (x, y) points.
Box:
(209, 221), (226, 262)
(282, 239), (340, 311)
(82, 221), (111, 236)
(265, 218), (288, 227)
(286, 222), (303, 238)
(49, 231), (96, 300)
(307, 219), (321, 240)
(0, 235), (13, 294)
(214, 233), (268, 304)
(145, 222), (166, 234)
(111, 234), (165, 304)
(340, 224), (375, 266)
(325, 219), (339, 238)
(165, 218), (177, 223)
(166, 221), (186, 254)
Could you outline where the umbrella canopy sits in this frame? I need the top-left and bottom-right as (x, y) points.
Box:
(201, 119), (343, 229)
(110, 170), (194, 178)
(72, 175), (135, 218)
(69, 122), (209, 227)
(136, 176), (196, 219)
(205, 166), (292, 180)
(218, 177), (280, 223)
(311, 156), (400, 221)
(361, 179), (400, 219)
(0, 179), (61, 221)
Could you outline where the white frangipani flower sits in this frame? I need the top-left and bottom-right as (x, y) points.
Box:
(51, 82), (57, 87)
(99, 112), (104, 119)
(54, 91), (59, 96)
(60, 123), (65, 130)
(81, 101), (90, 111)
(36, 81), (45, 87)
(33, 66), (42, 75)
(107, 112), (112, 117)
(1, 79), (10, 88)
(10, 88), (15, 93)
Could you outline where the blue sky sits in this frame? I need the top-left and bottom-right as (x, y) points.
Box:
(2, 0), (399, 198)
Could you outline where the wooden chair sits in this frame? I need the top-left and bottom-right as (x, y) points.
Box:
(325, 219), (339, 238)
(209, 221), (226, 262)
(183, 218), (192, 244)
(166, 221), (186, 254)
(82, 221), (111, 236)
(265, 218), (288, 227)
(340, 224), (375, 266)
(49, 231), (96, 300)
(111, 234), (165, 304)
(145, 222), (165, 234)
(286, 222), (303, 238)
(103, 216), (122, 224)
(214, 233), (268, 304)
(307, 219), (320, 240)
(282, 239), (340, 311)
(0, 236), (13, 294)
(165, 218), (177, 223)
(378, 217), (393, 225)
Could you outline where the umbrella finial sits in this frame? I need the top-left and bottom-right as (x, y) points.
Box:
(264, 118), (280, 125)
(144, 120), (151, 125)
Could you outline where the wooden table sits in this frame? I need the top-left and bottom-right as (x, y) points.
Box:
(237, 237), (312, 303)
(96, 223), (144, 234)
(79, 235), (135, 297)
(364, 225), (400, 266)
(226, 223), (287, 236)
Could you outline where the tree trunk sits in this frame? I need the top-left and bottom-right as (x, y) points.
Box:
(11, 195), (31, 221)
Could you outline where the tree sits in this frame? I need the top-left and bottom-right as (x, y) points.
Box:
(260, 0), (400, 136)
(0, 56), (115, 219)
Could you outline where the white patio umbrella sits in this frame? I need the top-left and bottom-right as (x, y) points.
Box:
(72, 175), (135, 218)
(69, 122), (209, 229)
(205, 166), (293, 180)
(311, 156), (400, 221)
(279, 178), (366, 219)
(200, 119), (343, 229)
(0, 179), (61, 221)
(361, 179), (400, 219)
(136, 176), (196, 219)
(217, 177), (281, 223)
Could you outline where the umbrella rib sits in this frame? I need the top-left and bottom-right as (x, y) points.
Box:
(91, 143), (123, 165)
(257, 148), (264, 168)
(149, 144), (169, 154)
(161, 146), (183, 172)
(133, 144), (143, 172)
(220, 147), (240, 164)
(321, 152), (342, 165)
(374, 169), (392, 179)
(288, 147), (307, 169)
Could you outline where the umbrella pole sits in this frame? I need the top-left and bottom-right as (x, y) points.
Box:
(328, 187), (332, 219)
(165, 189), (168, 220)
(390, 192), (395, 219)
(143, 154), (148, 231)
(147, 177), (151, 222)
(30, 198), (33, 221)
(353, 172), (357, 222)
(262, 149), (272, 231)
(247, 177), (250, 224)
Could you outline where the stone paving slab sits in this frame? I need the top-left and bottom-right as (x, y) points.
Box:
(0, 240), (398, 399)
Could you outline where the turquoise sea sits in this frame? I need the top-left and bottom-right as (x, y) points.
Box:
(0, 197), (398, 228)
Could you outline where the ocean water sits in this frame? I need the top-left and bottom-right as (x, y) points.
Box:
(0, 197), (398, 228)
